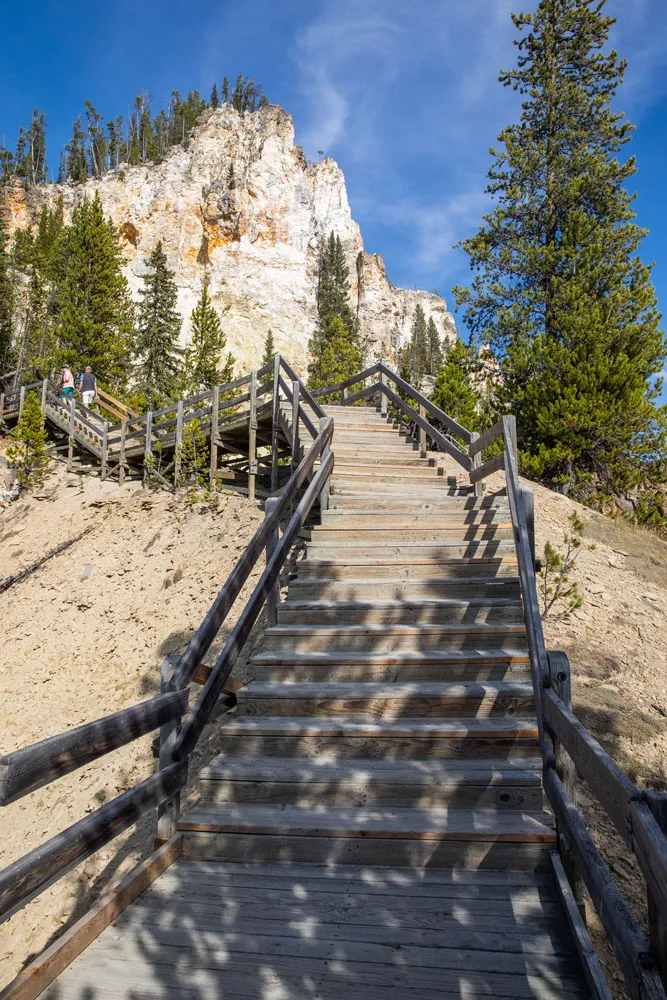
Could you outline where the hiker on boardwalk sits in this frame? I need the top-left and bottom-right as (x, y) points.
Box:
(78, 367), (98, 409)
(61, 365), (75, 401)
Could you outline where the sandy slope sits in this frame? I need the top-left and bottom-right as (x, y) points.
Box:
(0, 456), (665, 995)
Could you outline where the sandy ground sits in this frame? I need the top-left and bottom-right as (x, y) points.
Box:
(0, 448), (665, 996)
(0, 457), (265, 987)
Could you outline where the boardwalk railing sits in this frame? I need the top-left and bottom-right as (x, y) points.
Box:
(0, 360), (333, 934)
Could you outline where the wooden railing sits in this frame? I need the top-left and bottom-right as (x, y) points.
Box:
(0, 359), (334, 931)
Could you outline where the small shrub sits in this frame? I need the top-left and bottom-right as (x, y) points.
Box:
(539, 512), (594, 619)
(176, 418), (210, 497)
(7, 392), (51, 491)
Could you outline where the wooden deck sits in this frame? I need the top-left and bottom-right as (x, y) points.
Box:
(40, 860), (590, 1000)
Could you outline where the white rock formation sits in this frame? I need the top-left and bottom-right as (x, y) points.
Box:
(3, 105), (456, 374)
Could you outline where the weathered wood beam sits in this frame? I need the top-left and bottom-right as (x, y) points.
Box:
(469, 451), (505, 484)
(0, 691), (188, 805)
(0, 762), (187, 925)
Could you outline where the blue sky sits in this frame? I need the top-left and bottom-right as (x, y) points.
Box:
(1, 0), (666, 395)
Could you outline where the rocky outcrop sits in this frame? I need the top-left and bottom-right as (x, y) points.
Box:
(2, 105), (456, 373)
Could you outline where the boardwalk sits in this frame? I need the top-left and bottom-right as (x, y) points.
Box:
(34, 405), (590, 999)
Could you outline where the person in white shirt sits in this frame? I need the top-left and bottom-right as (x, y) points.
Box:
(78, 367), (98, 408)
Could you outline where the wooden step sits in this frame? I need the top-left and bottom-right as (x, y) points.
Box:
(324, 454), (431, 467)
(238, 680), (534, 718)
(331, 467), (448, 481)
(199, 756), (545, 809)
(321, 509), (511, 525)
(213, 714), (540, 760)
(294, 557), (519, 579)
(263, 623), (528, 653)
(305, 541), (517, 561)
(331, 485), (472, 499)
(309, 525), (514, 543)
(329, 495), (500, 510)
(277, 597), (524, 625)
(180, 803), (555, 870)
(250, 656), (531, 683)
(286, 576), (522, 599)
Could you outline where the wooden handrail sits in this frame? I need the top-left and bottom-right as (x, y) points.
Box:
(376, 363), (474, 444)
(279, 357), (326, 419)
(170, 416), (334, 691)
(172, 449), (334, 761)
(0, 691), (188, 806)
(0, 762), (187, 925)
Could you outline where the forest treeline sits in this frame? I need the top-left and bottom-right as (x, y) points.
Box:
(0, 75), (267, 184)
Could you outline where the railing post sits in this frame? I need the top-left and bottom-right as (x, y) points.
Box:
(19, 385), (26, 419)
(249, 371), (258, 501)
(380, 370), (387, 418)
(341, 385), (348, 404)
(174, 400), (184, 486)
(119, 420), (127, 486)
(156, 656), (184, 845)
(418, 403), (427, 457)
(291, 379), (300, 476)
(271, 355), (281, 493)
(264, 497), (280, 626)
(100, 420), (109, 481)
(0, 392), (5, 426)
(548, 650), (586, 922)
(143, 410), (153, 487)
(644, 791), (667, 987)
(67, 397), (75, 471)
(470, 432), (484, 498)
(521, 486), (536, 568)
(40, 379), (48, 414)
(319, 416), (331, 512)
(210, 385), (219, 485)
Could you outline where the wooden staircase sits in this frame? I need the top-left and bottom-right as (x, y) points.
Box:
(180, 404), (556, 874)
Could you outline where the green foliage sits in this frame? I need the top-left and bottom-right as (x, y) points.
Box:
(231, 75), (265, 113)
(308, 233), (362, 393)
(181, 284), (234, 396)
(432, 340), (482, 441)
(7, 391), (50, 490)
(262, 328), (276, 369)
(427, 317), (444, 375)
(401, 308), (444, 384)
(13, 110), (48, 184)
(133, 241), (183, 407)
(210, 83), (219, 108)
(539, 512), (594, 618)
(454, 0), (666, 499)
(53, 193), (134, 389)
(177, 418), (209, 494)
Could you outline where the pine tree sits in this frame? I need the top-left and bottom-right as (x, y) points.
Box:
(134, 241), (183, 407)
(65, 116), (87, 182)
(402, 305), (429, 384)
(210, 83), (219, 108)
(182, 283), (234, 395)
(454, 0), (666, 497)
(427, 316), (443, 376)
(0, 215), (13, 372)
(308, 232), (362, 391)
(85, 101), (106, 177)
(262, 328), (276, 369)
(7, 391), (50, 490)
(432, 340), (482, 439)
(54, 193), (134, 388)
(14, 110), (47, 184)
(222, 78), (230, 104)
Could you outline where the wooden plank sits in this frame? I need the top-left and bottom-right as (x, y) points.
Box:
(0, 691), (188, 805)
(248, 371), (257, 500)
(310, 362), (381, 398)
(264, 496), (280, 627)
(551, 850), (614, 1000)
(279, 357), (325, 418)
(469, 418), (504, 457)
(0, 761), (187, 924)
(631, 798), (667, 986)
(0, 836), (182, 1000)
(544, 767), (665, 1000)
(543, 688), (636, 842)
(470, 450), (506, 483)
(290, 378), (299, 476)
(377, 382), (473, 471)
(418, 402), (427, 455)
(270, 354), (280, 492)
(378, 362), (474, 444)
(174, 399), (184, 484)
(209, 385), (219, 483)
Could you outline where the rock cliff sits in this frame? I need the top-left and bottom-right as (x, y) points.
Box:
(2, 104), (456, 373)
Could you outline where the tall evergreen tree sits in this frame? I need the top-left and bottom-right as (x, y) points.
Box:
(65, 116), (87, 182)
(262, 328), (276, 369)
(406, 305), (429, 383)
(54, 193), (133, 388)
(210, 83), (219, 108)
(13, 110), (47, 184)
(222, 78), (230, 103)
(431, 340), (483, 439)
(181, 283), (234, 395)
(7, 391), (50, 490)
(308, 232), (362, 391)
(0, 215), (13, 372)
(454, 0), (666, 497)
(427, 316), (443, 376)
(84, 101), (106, 177)
(134, 241), (183, 407)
